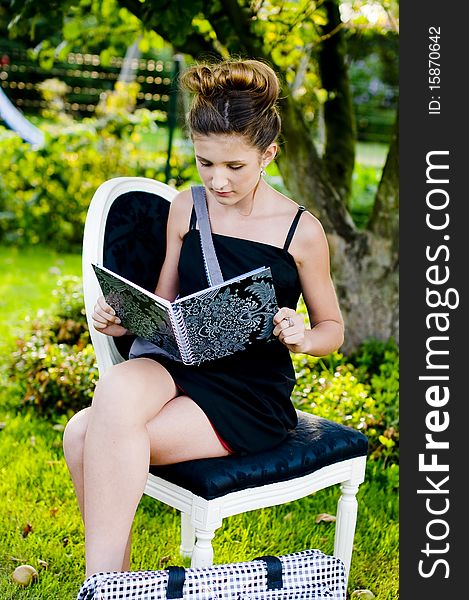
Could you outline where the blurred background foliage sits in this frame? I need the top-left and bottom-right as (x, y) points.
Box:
(1, 0), (398, 251)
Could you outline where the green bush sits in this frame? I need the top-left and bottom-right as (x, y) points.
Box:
(0, 112), (195, 252)
(358, 339), (399, 462)
(9, 276), (98, 417)
(291, 338), (399, 464)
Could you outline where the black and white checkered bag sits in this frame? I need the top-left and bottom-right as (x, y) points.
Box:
(76, 549), (347, 600)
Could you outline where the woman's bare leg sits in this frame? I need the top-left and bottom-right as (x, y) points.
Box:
(145, 395), (232, 465)
(63, 357), (229, 577)
(63, 409), (132, 570)
(82, 358), (178, 576)
(63, 408), (90, 524)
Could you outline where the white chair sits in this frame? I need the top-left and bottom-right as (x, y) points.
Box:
(82, 176), (368, 586)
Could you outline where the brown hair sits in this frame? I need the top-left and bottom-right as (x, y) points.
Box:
(180, 59), (281, 152)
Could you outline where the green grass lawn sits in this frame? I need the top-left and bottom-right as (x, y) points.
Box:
(0, 247), (82, 359)
(0, 246), (398, 599)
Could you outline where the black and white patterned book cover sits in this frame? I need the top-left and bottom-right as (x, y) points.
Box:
(93, 264), (278, 365)
(92, 264), (182, 361)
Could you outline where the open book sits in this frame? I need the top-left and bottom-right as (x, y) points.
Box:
(92, 264), (279, 365)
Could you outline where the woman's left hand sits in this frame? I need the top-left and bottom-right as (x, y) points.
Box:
(272, 308), (306, 353)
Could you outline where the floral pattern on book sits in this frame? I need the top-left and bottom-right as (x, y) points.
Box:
(177, 271), (278, 364)
(98, 285), (181, 361)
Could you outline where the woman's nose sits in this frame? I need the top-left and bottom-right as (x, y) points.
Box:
(211, 170), (229, 190)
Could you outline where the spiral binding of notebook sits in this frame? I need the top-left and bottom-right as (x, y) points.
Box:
(169, 304), (195, 365)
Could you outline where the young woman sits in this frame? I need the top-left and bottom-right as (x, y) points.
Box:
(63, 58), (344, 577)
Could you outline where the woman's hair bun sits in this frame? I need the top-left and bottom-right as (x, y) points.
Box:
(180, 58), (282, 150)
(181, 59), (280, 110)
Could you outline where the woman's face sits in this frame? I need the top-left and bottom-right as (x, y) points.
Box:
(193, 134), (276, 207)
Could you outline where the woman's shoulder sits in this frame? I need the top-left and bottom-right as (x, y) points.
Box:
(296, 207), (325, 239)
(277, 195), (328, 264)
(170, 188), (193, 209)
(171, 190), (193, 217)
(271, 188), (324, 239)
(168, 188), (194, 237)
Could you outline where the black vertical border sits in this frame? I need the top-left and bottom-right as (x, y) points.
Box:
(400, 1), (467, 597)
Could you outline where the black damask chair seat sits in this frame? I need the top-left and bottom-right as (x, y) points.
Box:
(152, 412), (367, 500)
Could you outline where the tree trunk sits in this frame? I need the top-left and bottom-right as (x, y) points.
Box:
(327, 231), (399, 352)
(278, 96), (398, 352)
(318, 0), (356, 203)
(368, 105), (399, 252)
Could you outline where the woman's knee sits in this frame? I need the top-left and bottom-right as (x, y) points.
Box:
(91, 359), (176, 425)
(63, 407), (91, 464)
(91, 363), (138, 418)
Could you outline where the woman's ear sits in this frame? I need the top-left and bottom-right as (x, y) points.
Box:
(261, 143), (278, 168)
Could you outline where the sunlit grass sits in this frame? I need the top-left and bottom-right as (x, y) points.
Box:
(0, 247), (82, 359)
(0, 407), (398, 599)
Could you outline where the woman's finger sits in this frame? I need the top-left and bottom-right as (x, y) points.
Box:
(96, 295), (115, 314)
(273, 308), (297, 333)
(273, 307), (295, 325)
(93, 297), (120, 323)
(94, 308), (120, 324)
(92, 311), (112, 325)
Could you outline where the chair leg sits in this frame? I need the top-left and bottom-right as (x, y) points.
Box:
(191, 526), (217, 568)
(333, 481), (360, 583)
(180, 512), (195, 558)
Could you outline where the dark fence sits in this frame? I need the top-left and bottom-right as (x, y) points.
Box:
(0, 45), (396, 144)
(0, 46), (174, 117)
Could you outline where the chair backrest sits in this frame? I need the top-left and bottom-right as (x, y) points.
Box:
(82, 177), (178, 374)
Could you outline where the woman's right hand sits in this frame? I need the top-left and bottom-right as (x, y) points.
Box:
(92, 295), (129, 337)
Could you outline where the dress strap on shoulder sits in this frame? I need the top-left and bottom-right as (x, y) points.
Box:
(189, 205), (197, 230)
(191, 185), (224, 286)
(283, 206), (306, 252)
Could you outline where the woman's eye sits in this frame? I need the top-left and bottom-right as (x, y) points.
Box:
(197, 160), (242, 170)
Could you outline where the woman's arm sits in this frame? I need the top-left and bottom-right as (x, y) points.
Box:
(273, 211), (344, 356)
(92, 190), (193, 336)
(154, 190), (193, 301)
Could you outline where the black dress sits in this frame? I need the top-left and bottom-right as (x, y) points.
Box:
(129, 205), (306, 455)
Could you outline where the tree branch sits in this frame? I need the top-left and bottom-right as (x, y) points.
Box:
(265, 2), (318, 51)
(115, 0), (144, 19)
(216, 0), (264, 57)
(118, 0), (222, 59)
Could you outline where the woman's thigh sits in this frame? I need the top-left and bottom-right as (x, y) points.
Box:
(147, 395), (231, 465)
(68, 358), (229, 464)
(91, 358), (179, 425)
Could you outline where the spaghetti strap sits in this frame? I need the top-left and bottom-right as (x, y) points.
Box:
(283, 206), (306, 252)
(189, 205), (197, 230)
